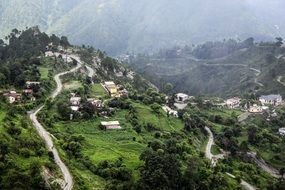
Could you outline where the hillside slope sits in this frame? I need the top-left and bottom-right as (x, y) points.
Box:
(126, 40), (285, 98)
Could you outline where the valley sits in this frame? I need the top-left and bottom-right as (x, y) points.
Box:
(0, 28), (284, 190)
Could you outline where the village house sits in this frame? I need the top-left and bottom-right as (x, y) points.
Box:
(104, 81), (119, 97)
(259, 94), (282, 106)
(100, 121), (121, 130)
(3, 91), (21, 103)
(175, 93), (189, 103)
(87, 98), (103, 108)
(70, 94), (81, 111)
(249, 104), (263, 113)
(45, 51), (54, 57)
(279, 128), (285, 136)
(225, 97), (241, 109)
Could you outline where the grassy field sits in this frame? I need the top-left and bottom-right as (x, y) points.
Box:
(91, 83), (107, 97)
(45, 96), (188, 189)
(39, 66), (49, 79)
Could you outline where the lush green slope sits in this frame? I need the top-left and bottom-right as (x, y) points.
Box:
(1, 0), (285, 54)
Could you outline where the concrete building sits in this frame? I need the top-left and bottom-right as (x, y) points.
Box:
(100, 121), (121, 130)
(249, 104), (263, 113)
(225, 97), (241, 109)
(175, 93), (189, 103)
(104, 81), (119, 97)
(259, 94), (282, 106)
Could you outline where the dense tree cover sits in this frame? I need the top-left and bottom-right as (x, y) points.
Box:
(0, 104), (57, 189)
(0, 27), (71, 89)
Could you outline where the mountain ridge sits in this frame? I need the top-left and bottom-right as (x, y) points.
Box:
(1, 0), (285, 55)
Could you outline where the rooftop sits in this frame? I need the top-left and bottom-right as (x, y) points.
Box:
(260, 94), (281, 101)
(101, 121), (120, 126)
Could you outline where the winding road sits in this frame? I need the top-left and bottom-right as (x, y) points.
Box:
(29, 55), (82, 190)
(204, 127), (257, 190)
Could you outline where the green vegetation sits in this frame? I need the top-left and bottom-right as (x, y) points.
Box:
(91, 83), (107, 97)
(0, 103), (59, 189)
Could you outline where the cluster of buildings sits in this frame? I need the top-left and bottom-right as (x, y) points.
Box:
(2, 81), (40, 103)
(69, 93), (103, 112)
(224, 94), (283, 114)
(45, 51), (73, 63)
(103, 81), (128, 98)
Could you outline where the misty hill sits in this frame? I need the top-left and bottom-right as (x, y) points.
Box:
(1, 0), (285, 55)
(125, 38), (285, 98)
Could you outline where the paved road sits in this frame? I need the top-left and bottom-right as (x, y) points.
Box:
(204, 127), (256, 190)
(29, 55), (82, 190)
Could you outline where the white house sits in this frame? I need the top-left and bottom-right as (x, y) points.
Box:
(259, 95), (282, 106)
(278, 128), (285, 136)
(249, 104), (263, 113)
(225, 97), (241, 109)
(175, 93), (189, 103)
(70, 97), (81, 106)
(101, 121), (121, 130)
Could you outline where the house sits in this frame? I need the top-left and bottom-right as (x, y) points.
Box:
(259, 94), (282, 106)
(87, 98), (103, 108)
(278, 128), (285, 136)
(45, 51), (54, 57)
(26, 81), (40, 88)
(70, 97), (81, 106)
(175, 93), (189, 103)
(3, 91), (21, 103)
(225, 97), (241, 109)
(104, 81), (119, 97)
(100, 121), (121, 130)
(249, 104), (263, 113)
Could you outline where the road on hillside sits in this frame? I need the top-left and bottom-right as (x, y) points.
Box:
(249, 68), (264, 87)
(29, 55), (82, 190)
(204, 127), (257, 190)
(247, 152), (281, 178)
(85, 64), (95, 84)
(277, 76), (285, 86)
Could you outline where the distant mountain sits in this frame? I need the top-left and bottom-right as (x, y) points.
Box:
(1, 0), (285, 55)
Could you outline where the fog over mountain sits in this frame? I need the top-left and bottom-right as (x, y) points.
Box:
(1, 0), (285, 55)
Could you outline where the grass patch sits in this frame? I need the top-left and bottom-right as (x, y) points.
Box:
(63, 81), (83, 90)
(39, 66), (49, 79)
(91, 83), (108, 97)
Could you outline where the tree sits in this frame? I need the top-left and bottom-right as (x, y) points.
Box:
(163, 83), (173, 95)
(150, 103), (161, 115)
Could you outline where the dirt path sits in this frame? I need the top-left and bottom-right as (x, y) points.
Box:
(29, 54), (82, 190)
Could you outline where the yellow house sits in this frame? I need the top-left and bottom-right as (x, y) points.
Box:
(104, 81), (119, 97)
